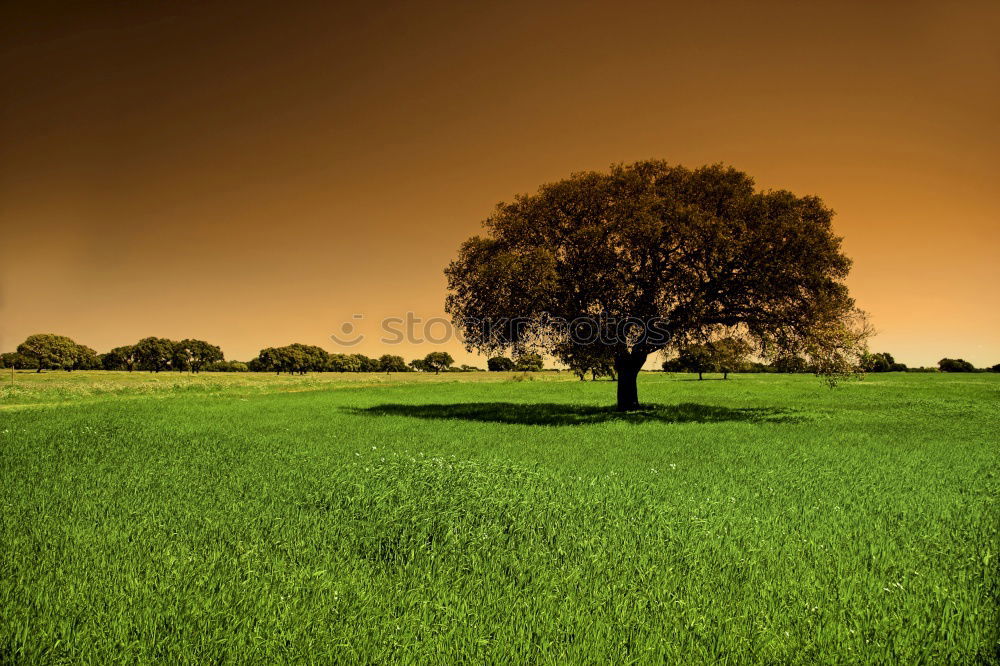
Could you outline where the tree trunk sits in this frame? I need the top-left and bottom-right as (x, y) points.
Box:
(614, 351), (647, 411)
(698, 371), (703, 380)
(724, 371), (728, 380)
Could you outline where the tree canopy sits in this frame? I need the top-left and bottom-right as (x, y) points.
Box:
(172, 339), (224, 373)
(446, 161), (869, 409)
(557, 344), (615, 381)
(102, 346), (139, 371)
(513, 353), (545, 372)
(862, 352), (907, 373)
(420, 351), (454, 374)
(135, 337), (176, 372)
(378, 354), (409, 372)
(487, 356), (515, 372)
(938, 358), (975, 373)
(16, 334), (79, 372)
(663, 337), (751, 380)
(73, 344), (102, 370)
(255, 344), (329, 374)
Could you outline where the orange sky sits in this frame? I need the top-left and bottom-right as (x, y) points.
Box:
(2, 0), (998, 367)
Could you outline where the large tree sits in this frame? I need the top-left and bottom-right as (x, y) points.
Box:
(16, 334), (79, 372)
(445, 161), (868, 410)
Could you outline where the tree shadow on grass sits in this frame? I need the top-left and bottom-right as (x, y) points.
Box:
(351, 402), (806, 426)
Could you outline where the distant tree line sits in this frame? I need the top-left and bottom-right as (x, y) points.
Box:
(659, 341), (998, 377)
(0, 335), (488, 374)
(0, 334), (225, 373)
(661, 338), (753, 380)
(486, 353), (546, 373)
(3, 333), (997, 375)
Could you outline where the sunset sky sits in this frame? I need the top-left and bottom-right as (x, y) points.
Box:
(2, 0), (998, 367)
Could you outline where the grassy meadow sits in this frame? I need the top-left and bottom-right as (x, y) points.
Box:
(1, 370), (997, 663)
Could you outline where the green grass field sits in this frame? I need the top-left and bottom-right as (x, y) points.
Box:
(1, 371), (997, 663)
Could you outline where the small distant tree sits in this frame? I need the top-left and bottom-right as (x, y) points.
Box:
(666, 344), (715, 380)
(422, 351), (455, 374)
(409, 358), (429, 372)
(173, 339), (224, 373)
(0, 352), (24, 369)
(990, 363), (1000, 373)
(279, 344), (329, 374)
(662, 338), (752, 380)
(487, 356), (515, 371)
(257, 345), (306, 375)
(861, 352), (908, 373)
(770, 355), (811, 373)
(328, 353), (360, 372)
(712, 337), (752, 379)
(17, 334), (79, 373)
(661, 357), (683, 373)
(378, 354), (409, 372)
(135, 337), (176, 372)
(103, 345), (139, 371)
(513, 353), (544, 372)
(938, 358), (975, 373)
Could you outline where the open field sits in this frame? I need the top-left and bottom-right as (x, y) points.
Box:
(0, 369), (573, 409)
(1, 371), (997, 663)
